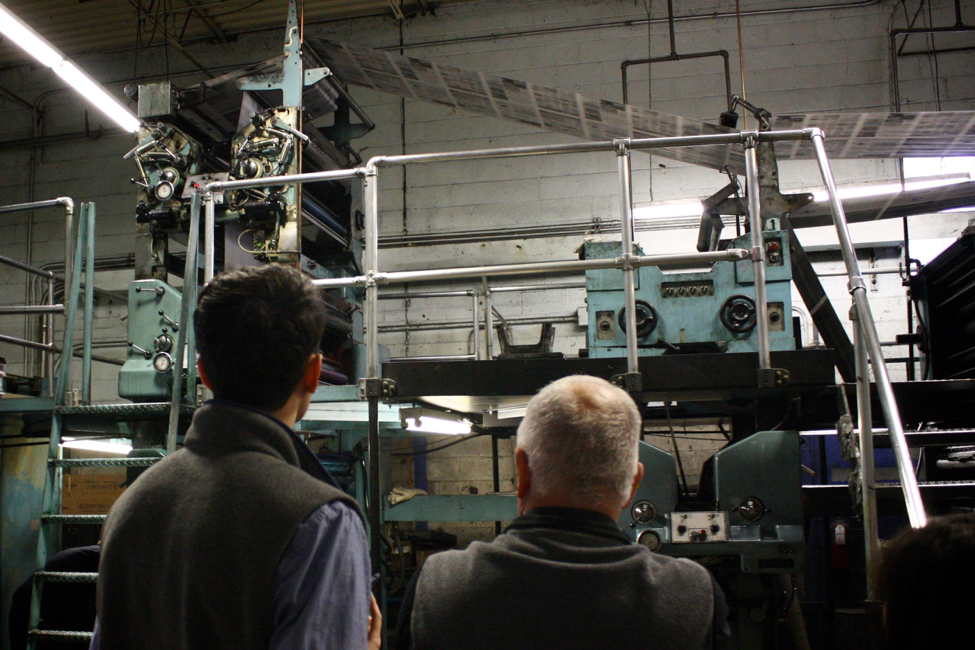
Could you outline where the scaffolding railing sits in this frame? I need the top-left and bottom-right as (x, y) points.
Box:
(196, 127), (927, 574)
(0, 198), (76, 397)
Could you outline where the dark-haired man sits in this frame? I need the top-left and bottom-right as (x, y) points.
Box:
(93, 264), (380, 650)
(396, 375), (729, 650)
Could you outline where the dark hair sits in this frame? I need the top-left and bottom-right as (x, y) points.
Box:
(194, 264), (325, 411)
(875, 513), (975, 650)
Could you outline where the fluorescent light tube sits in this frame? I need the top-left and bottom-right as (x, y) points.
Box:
(61, 437), (133, 455)
(0, 2), (140, 132)
(404, 417), (472, 436)
(53, 60), (141, 132)
(0, 4), (62, 67)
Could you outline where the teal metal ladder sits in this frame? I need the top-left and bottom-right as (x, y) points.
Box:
(23, 204), (174, 647)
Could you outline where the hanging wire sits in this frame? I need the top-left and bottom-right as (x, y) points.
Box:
(924, 0), (942, 111)
(391, 431), (489, 457)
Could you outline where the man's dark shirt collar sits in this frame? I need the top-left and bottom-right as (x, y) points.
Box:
(504, 506), (632, 545)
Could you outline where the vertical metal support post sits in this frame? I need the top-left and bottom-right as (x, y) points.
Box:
(615, 141), (640, 377)
(46, 276), (54, 397)
(810, 131), (926, 528)
(364, 164), (381, 381)
(53, 204), (87, 406)
(472, 292), (481, 360)
(204, 193), (216, 284)
(853, 306), (880, 598)
(484, 283), (494, 360)
(362, 161), (383, 586)
(743, 135), (771, 370)
(166, 192), (203, 454)
(491, 434), (501, 535)
(81, 203), (95, 404)
(62, 200), (74, 314)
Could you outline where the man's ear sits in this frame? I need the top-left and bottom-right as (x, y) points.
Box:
(623, 462), (645, 510)
(301, 353), (323, 394)
(197, 360), (212, 389)
(515, 448), (531, 500)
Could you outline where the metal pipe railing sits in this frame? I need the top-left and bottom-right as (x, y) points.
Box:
(0, 305), (65, 315)
(853, 306), (881, 598)
(743, 137), (772, 370)
(0, 197), (74, 397)
(379, 282), (586, 300)
(0, 254), (55, 279)
(484, 288), (494, 359)
(616, 143), (640, 377)
(471, 292), (481, 360)
(0, 333), (55, 352)
(810, 130), (926, 528)
(312, 250), (749, 289)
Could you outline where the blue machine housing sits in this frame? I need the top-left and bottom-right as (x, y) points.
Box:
(621, 431), (805, 573)
(118, 280), (184, 401)
(584, 231), (794, 356)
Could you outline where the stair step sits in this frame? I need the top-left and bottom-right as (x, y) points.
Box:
(28, 630), (94, 643)
(51, 457), (160, 468)
(41, 514), (107, 525)
(35, 571), (98, 583)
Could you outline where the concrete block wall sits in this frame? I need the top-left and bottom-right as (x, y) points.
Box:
(0, 0), (972, 543)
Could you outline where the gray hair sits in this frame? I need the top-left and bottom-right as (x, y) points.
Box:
(517, 375), (641, 505)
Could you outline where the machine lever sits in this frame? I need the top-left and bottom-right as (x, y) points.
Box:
(135, 286), (165, 296)
(128, 342), (153, 359)
(158, 310), (180, 332)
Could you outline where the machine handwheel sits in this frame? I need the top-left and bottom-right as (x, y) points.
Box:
(618, 300), (658, 338)
(720, 295), (757, 333)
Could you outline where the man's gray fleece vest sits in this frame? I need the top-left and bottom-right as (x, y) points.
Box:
(411, 526), (715, 650)
(96, 401), (361, 650)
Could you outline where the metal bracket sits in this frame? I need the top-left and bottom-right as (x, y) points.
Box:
(358, 378), (397, 399)
(611, 372), (643, 393)
(848, 276), (867, 294)
(237, 73), (285, 91)
(617, 253), (638, 271)
(304, 67), (332, 86)
(757, 367), (790, 388)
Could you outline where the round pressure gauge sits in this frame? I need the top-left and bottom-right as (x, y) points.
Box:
(153, 352), (174, 374)
(637, 530), (662, 552)
(154, 180), (175, 202)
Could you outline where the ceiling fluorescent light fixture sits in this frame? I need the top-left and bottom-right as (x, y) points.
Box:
(400, 408), (473, 436)
(811, 176), (969, 202)
(0, 2), (140, 132)
(61, 437), (133, 455)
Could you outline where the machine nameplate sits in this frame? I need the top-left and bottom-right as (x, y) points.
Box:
(661, 280), (714, 298)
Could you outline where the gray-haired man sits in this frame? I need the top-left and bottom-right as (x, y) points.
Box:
(395, 374), (729, 650)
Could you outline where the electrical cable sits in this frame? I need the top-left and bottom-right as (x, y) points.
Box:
(664, 402), (690, 495)
(770, 397), (800, 431)
(391, 432), (489, 457)
(717, 422), (731, 441)
(237, 228), (261, 254)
